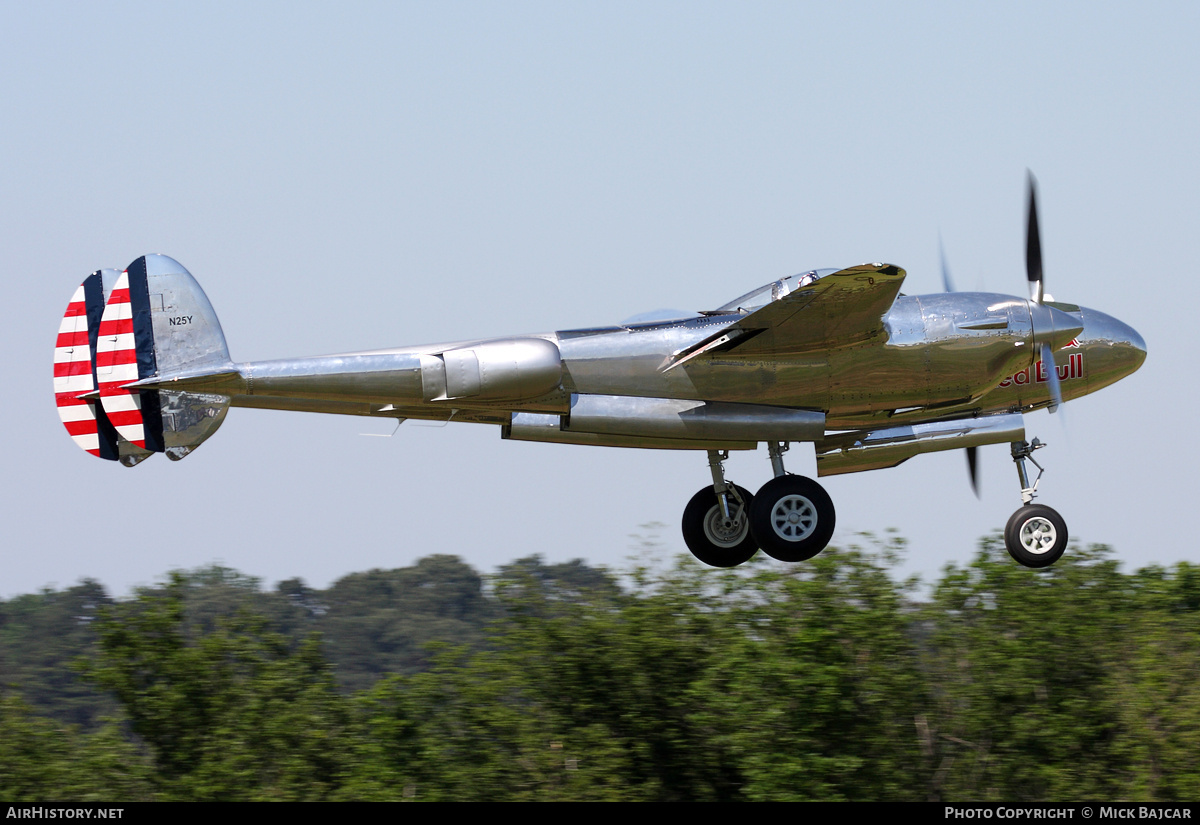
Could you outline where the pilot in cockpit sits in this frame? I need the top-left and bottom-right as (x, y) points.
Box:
(772, 270), (820, 302)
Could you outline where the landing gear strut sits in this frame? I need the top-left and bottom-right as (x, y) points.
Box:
(682, 443), (836, 568)
(750, 442), (836, 562)
(681, 451), (757, 568)
(1004, 438), (1068, 568)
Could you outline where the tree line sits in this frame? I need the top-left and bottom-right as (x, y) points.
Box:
(2, 535), (1198, 801)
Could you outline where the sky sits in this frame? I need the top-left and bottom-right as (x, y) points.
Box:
(4, 1), (1197, 598)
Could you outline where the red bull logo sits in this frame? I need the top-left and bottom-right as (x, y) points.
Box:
(998, 351), (1084, 388)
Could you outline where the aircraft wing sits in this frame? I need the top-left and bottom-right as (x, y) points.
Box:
(666, 263), (905, 369)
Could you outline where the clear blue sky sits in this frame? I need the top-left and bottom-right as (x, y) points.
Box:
(5, 1), (1195, 597)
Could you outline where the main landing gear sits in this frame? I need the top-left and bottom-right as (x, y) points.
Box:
(1003, 438), (1068, 568)
(681, 437), (1070, 570)
(681, 443), (836, 568)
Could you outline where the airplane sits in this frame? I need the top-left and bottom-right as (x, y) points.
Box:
(52, 177), (1145, 570)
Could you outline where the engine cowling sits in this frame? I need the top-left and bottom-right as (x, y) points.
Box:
(421, 337), (562, 401)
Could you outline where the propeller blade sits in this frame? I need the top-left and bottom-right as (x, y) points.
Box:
(1041, 342), (1063, 414)
(967, 446), (980, 497)
(1026, 171), (1044, 304)
(939, 233), (956, 293)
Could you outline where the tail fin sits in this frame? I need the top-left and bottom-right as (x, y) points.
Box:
(53, 255), (233, 465)
(53, 272), (120, 460)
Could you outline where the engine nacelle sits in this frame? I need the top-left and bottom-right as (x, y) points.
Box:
(422, 337), (562, 401)
(562, 394), (826, 442)
(815, 412), (1025, 476)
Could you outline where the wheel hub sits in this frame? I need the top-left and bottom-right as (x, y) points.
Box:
(704, 505), (749, 548)
(770, 495), (817, 542)
(1019, 517), (1057, 554)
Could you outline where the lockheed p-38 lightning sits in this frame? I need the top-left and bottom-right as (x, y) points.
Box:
(52, 180), (1145, 568)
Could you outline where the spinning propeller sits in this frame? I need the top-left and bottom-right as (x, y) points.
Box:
(1026, 172), (1064, 415)
(938, 236), (984, 494)
(951, 172), (1065, 497)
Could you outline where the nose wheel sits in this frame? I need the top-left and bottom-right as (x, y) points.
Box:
(1003, 438), (1069, 567)
(1004, 504), (1068, 568)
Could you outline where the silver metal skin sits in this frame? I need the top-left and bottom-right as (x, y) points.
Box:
(563, 395), (825, 443)
(175, 287), (1140, 444)
(157, 389), (229, 461)
(77, 249), (1146, 569)
(816, 412), (1027, 477)
(141, 254), (231, 374)
(128, 257), (1145, 446)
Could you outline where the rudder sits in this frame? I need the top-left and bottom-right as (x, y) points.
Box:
(54, 255), (233, 465)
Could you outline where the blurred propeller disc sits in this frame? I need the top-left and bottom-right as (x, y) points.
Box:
(967, 445), (980, 498)
(1026, 171), (1044, 304)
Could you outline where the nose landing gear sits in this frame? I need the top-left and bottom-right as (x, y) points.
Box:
(1004, 438), (1069, 567)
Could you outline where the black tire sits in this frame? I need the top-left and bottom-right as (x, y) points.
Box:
(750, 475), (836, 563)
(1004, 504), (1068, 568)
(681, 484), (758, 568)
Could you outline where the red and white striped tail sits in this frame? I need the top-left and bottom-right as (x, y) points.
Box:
(95, 271), (147, 449)
(55, 255), (232, 465)
(53, 283), (104, 456)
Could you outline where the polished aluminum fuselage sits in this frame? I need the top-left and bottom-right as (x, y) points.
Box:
(559, 293), (1143, 428)
(213, 290), (1144, 437)
(75, 254), (1144, 480)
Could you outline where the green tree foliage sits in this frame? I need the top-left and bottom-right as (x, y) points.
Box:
(319, 555), (497, 692)
(485, 555), (732, 800)
(701, 539), (927, 800)
(4, 542), (1200, 801)
(341, 646), (638, 801)
(0, 579), (116, 726)
(925, 539), (1200, 802)
(1109, 562), (1200, 800)
(79, 573), (351, 801)
(341, 543), (924, 800)
(0, 694), (153, 801)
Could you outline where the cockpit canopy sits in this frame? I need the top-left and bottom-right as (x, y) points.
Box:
(716, 269), (836, 314)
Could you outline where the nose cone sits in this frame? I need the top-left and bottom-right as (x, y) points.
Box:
(1124, 322), (1147, 369)
(1078, 307), (1146, 393)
